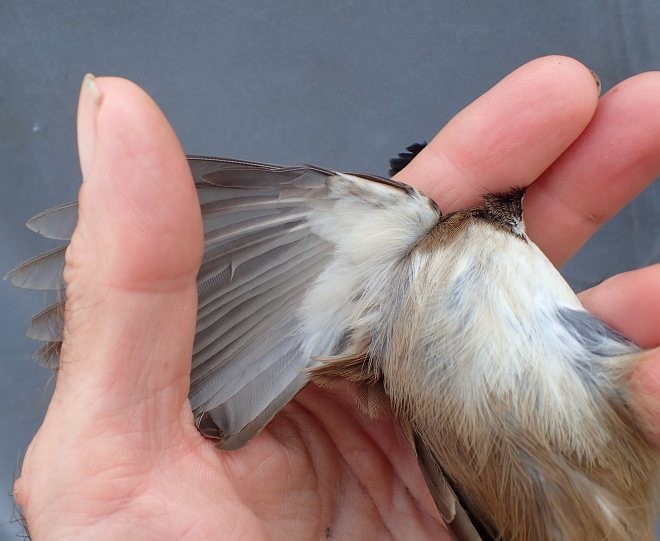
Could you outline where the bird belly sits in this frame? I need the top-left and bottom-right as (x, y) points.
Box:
(377, 224), (657, 540)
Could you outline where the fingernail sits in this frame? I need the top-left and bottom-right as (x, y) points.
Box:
(589, 69), (601, 96)
(77, 73), (102, 180)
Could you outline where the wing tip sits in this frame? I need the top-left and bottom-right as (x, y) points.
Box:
(25, 214), (42, 233)
(196, 411), (225, 440)
(195, 411), (252, 451)
(35, 341), (62, 369)
(5, 265), (24, 287)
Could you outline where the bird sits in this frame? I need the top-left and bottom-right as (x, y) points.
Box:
(9, 144), (659, 540)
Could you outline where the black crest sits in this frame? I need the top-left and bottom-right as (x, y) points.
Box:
(389, 142), (427, 176)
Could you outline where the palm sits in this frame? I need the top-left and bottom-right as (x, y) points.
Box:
(202, 386), (445, 539)
(16, 59), (660, 540)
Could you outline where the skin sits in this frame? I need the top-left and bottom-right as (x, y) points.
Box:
(13, 56), (660, 540)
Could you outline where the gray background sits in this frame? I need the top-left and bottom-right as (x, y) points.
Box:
(1, 1), (659, 538)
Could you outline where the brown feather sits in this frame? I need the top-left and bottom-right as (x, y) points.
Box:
(308, 352), (389, 419)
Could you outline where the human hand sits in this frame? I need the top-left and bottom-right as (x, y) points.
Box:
(14, 57), (660, 540)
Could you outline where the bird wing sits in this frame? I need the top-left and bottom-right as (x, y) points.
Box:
(9, 155), (440, 451)
(9, 155), (495, 539)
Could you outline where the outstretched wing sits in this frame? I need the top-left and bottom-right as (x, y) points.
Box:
(9, 156), (440, 450)
(9, 155), (494, 540)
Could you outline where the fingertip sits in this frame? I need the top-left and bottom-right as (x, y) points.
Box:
(592, 71), (660, 164)
(79, 76), (203, 287)
(607, 70), (660, 96)
(77, 74), (102, 180)
(526, 71), (660, 265)
(519, 55), (600, 124)
(477, 54), (600, 143)
(599, 71), (660, 154)
(579, 265), (660, 349)
(522, 55), (600, 96)
(93, 76), (185, 183)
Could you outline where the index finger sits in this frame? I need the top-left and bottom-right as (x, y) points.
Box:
(394, 55), (599, 213)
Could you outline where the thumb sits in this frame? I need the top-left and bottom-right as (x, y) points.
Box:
(14, 76), (204, 526)
(56, 75), (203, 432)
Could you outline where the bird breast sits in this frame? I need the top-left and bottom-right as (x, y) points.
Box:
(377, 219), (630, 456)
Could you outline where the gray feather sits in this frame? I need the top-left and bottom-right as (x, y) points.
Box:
(26, 201), (79, 240)
(36, 341), (62, 369)
(28, 302), (65, 341)
(7, 246), (67, 290)
(193, 248), (329, 356)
